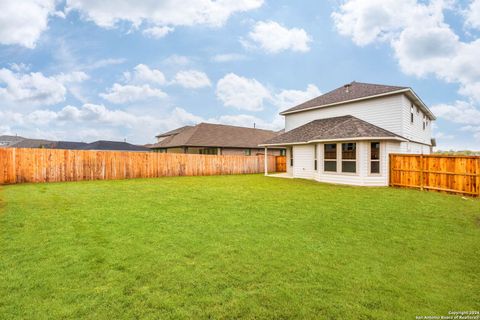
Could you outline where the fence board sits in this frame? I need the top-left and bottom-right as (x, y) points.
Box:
(0, 148), (276, 185)
(390, 154), (479, 197)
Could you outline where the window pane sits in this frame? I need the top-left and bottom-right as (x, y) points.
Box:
(371, 142), (380, 160)
(324, 144), (336, 159)
(324, 161), (336, 172)
(342, 143), (356, 160)
(371, 161), (380, 174)
(342, 161), (356, 173)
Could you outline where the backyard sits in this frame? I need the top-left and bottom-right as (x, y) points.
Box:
(0, 174), (479, 319)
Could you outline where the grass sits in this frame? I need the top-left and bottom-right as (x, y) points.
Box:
(0, 175), (479, 319)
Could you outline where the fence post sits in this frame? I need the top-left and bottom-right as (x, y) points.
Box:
(420, 154), (424, 191)
(477, 157), (480, 197)
(389, 154), (393, 186)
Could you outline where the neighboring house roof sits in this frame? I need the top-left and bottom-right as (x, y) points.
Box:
(81, 140), (151, 151)
(151, 122), (282, 149)
(155, 126), (193, 138)
(0, 135), (26, 147)
(6, 137), (149, 151)
(46, 141), (89, 150)
(11, 138), (54, 148)
(280, 81), (435, 120)
(261, 115), (406, 146)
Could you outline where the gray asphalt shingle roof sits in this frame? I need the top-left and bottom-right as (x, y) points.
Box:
(151, 123), (282, 149)
(262, 115), (405, 145)
(281, 81), (408, 114)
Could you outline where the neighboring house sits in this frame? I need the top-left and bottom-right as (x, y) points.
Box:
(0, 135), (26, 147)
(11, 138), (55, 149)
(6, 138), (150, 152)
(46, 141), (89, 150)
(150, 122), (285, 156)
(261, 81), (436, 186)
(80, 140), (150, 152)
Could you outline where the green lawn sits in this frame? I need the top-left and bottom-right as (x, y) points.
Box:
(0, 175), (479, 319)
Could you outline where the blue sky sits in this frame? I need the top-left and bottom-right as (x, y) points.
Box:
(0, 0), (479, 150)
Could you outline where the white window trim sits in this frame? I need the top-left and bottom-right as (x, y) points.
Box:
(323, 143), (338, 173)
(321, 142), (359, 176)
(368, 141), (382, 176)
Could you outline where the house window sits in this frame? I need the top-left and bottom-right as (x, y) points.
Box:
(155, 148), (167, 153)
(199, 148), (217, 155)
(290, 148), (293, 166)
(280, 149), (286, 156)
(370, 142), (380, 174)
(314, 144), (317, 171)
(410, 104), (414, 123)
(244, 149), (251, 156)
(423, 115), (426, 130)
(341, 143), (356, 173)
(324, 144), (337, 172)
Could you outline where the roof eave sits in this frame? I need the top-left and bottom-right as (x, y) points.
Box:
(260, 136), (407, 147)
(404, 89), (436, 120)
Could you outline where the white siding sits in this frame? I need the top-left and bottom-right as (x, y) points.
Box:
(286, 147), (293, 176)
(292, 145), (314, 179)
(285, 94), (404, 135)
(400, 95), (432, 145)
(313, 141), (392, 186)
(286, 141), (401, 186)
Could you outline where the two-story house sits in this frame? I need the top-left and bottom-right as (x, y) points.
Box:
(261, 81), (436, 186)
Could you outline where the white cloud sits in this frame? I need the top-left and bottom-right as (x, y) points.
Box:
(162, 55), (191, 66)
(465, 0), (480, 30)
(85, 58), (126, 70)
(55, 71), (90, 83)
(172, 70), (211, 88)
(211, 53), (247, 62)
(0, 68), (87, 106)
(332, 0), (480, 147)
(243, 20), (312, 53)
(331, 0), (449, 46)
(431, 101), (480, 126)
(0, 0), (56, 48)
(274, 84), (321, 109)
(65, 0), (264, 28)
(142, 26), (174, 38)
(434, 132), (455, 140)
(100, 83), (167, 104)
(216, 73), (271, 111)
(124, 64), (167, 85)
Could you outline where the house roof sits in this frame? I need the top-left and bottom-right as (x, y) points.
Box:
(81, 140), (151, 151)
(155, 126), (193, 138)
(11, 138), (54, 148)
(280, 81), (435, 120)
(0, 135), (26, 147)
(46, 141), (89, 150)
(151, 122), (282, 149)
(261, 115), (406, 146)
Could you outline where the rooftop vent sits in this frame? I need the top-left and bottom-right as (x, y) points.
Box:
(344, 83), (351, 93)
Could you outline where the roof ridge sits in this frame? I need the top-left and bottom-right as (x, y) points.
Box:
(198, 122), (275, 132)
(182, 124), (203, 146)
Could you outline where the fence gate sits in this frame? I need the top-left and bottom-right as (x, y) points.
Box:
(389, 154), (480, 197)
(275, 156), (286, 172)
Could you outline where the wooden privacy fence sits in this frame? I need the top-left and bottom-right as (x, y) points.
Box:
(275, 156), (286, 172)
(0, 148), (276, 185)
(389, 154), (480, 197)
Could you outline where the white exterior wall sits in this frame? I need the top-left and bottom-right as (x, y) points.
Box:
(284, 93), (434, 151)
(285, 94), (404, 135)
(292, 145), (315, 179)
(287, 140), (404, 186)
(401, 95), (432, 145)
